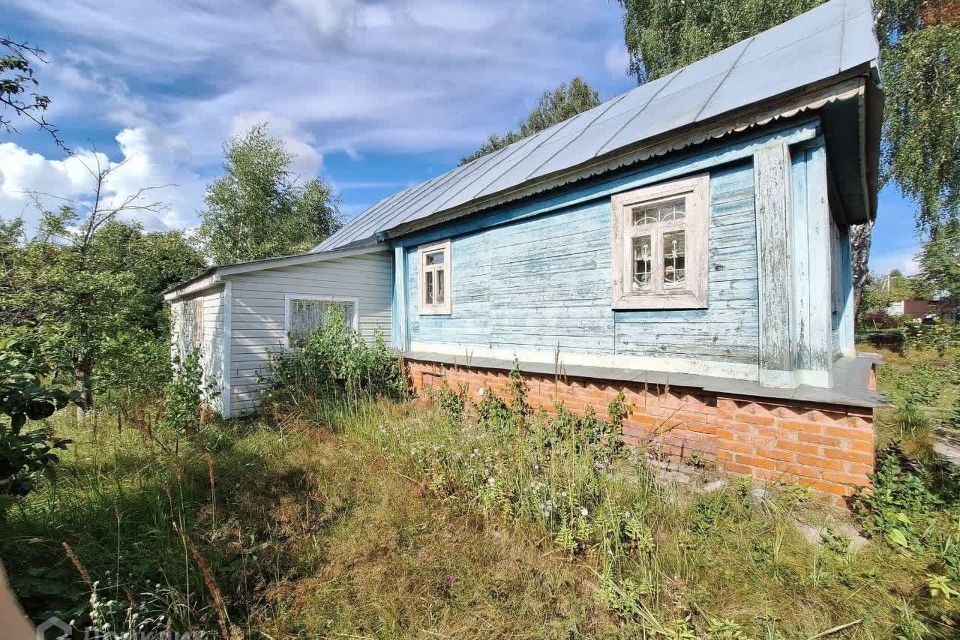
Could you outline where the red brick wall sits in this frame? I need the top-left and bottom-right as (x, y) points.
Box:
(409, 361), (875, 506)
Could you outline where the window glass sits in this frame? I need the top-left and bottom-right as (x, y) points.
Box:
(288, 298), (355, 347)
(631, 197), (686, 226)
(663, 231), (686, 285)
(426, 251), (444, 265)
(632, 236), (652, 290)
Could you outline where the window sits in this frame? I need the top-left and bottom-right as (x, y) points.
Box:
(181, 298), (203, 349)
(611, 174), (709, 309)
(418, 240), (452, 315)
(284, 295), (358, 347)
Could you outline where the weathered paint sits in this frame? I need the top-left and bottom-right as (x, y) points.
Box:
(754, 144), (793, 385)
(791, 140), (834, 384)
(402, 156), (761, 381)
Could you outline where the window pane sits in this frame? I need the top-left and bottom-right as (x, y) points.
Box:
(663, 231), (686, 285)
(632, 236), (652, 290)
(289, 299), (323, 346)
(341, 302), (355, 328)
(631, 197), (686, 226)
(425, 271), (434, 304)
(436, 268), (444, 304)
(426, 251), (444, 265)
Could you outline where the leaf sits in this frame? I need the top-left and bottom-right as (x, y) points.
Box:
(886, 528), (910, 548)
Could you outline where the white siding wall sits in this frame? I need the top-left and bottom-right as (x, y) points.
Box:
(228, 251), (393, 415)
(169, 286), (227, 415)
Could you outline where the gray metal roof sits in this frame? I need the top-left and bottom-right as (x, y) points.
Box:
(316, 0), (879, 252)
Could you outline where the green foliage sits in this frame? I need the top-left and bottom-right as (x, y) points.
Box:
(1, 37), (63, 146)
(919, 219), (960, 303)
(460, 78), (601, 164)
(161, 350), (217, 437)
(94, 330), (170, 426)
(86, 221), (206, 335)
(854, 446), (941, 547)
(266, 305), (406, 410)
(616, 0), (960, 236)
(883, 24), (960, 232)
(0, 338), (77, 495)
(197, 122), (341, 264)
(616, 0), (823, 84)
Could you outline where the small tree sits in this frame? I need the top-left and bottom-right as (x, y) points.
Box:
(197, 123), (341, 265)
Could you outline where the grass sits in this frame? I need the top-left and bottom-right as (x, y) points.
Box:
(5, 374), (960, 639)
(871, 345), (960, 461)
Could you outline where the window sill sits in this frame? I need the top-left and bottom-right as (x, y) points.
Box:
(612, 290), (707, 310)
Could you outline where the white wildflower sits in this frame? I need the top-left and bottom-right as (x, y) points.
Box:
(581, 507), (589, 517)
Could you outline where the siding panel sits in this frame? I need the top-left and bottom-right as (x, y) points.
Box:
(405, 162), (759, 378)
(229, 251), (393, 414)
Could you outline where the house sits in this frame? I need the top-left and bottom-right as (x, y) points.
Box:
(166, 0), (884, 503)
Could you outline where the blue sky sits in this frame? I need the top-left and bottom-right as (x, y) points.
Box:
(1, 0), (920, 273)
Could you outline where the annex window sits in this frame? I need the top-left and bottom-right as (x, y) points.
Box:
(181, 298), (204, 350)
(611, 174), (709, 310)
(285, 295), (358, 348)
(418, 239), (452, 315)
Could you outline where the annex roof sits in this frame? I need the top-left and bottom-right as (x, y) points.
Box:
(316, 0), (879, 251)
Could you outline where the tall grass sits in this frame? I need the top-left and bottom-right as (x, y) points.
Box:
(304, 372), (960, 639)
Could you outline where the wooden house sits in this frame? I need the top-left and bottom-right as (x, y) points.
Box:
(166, 0), (885, 502)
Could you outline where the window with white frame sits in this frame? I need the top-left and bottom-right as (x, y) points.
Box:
(181, 298), (203, 350)
(418, 239), (452, 315)
(285, 295), (358, 347)
(611, 174), (709, 310)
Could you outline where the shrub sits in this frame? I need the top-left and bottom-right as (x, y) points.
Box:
(265, 305), (406, 409)
(0, 338), (78, 496)
(93, 330), (170, 428)
(161, 350), (218, 438)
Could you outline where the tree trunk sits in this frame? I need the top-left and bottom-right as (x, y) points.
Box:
(851, 221), (874, 318)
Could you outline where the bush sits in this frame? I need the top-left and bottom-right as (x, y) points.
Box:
(160, 349), (218, 438)
(0, 338), (78, 496)
(265, 306), (406, 410)
(93, 329), (170, 428)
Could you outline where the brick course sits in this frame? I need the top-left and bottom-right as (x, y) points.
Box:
(409, 360), (875, 506)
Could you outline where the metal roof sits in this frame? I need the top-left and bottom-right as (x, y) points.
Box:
(316, 0), (879, 252)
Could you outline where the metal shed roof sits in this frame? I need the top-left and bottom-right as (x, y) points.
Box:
(316, 0), (879, 252)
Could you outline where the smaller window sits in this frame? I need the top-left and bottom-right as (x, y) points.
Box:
(285, 295), (358, 348)
(418, 240), (452, 315)
(611, 174), (709, 310)
(181, 298), (204, 350)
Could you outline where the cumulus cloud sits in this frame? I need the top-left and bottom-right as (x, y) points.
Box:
(0, 127), (207, 233)
(604, 42), (631, 77)
(869, 248), (921, 276)
(5, 0), (633, 227)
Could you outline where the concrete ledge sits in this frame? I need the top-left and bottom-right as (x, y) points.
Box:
(403, 351), (888, 409)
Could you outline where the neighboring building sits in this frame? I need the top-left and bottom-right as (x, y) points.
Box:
(885, 299), (934, 318)
(166, 0), (884, 503)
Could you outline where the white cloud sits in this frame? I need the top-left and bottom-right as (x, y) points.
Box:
(869, 248), (921, 276)
(604, 42), (630, 77)
(5, 0), (633, 228)
(0, 128), (207, 233)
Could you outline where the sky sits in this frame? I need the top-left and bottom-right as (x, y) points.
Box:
(1, 0), (920, 274)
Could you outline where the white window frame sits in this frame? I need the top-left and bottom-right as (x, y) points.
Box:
(417, 239), (452, 315)
(611, 174), (710, 310)
(283, 294), (360, 348)
(181, 298), (204, 351)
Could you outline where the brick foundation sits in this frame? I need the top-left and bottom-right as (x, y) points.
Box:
(409, 360), (875, 506)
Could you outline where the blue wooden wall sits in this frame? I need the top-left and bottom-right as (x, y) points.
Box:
(403, 160), (760, 370)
